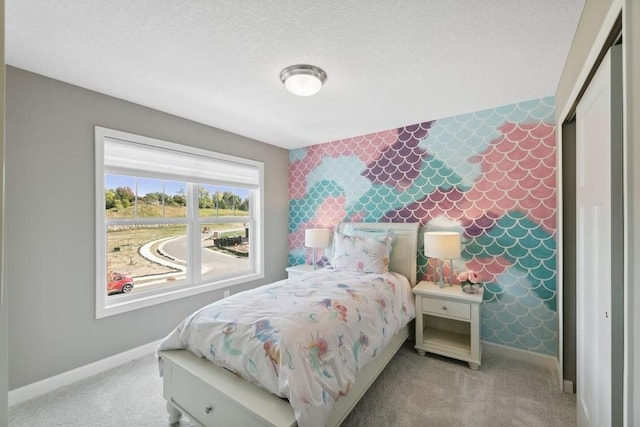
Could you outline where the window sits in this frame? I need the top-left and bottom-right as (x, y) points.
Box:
(95, 127), (264, 318)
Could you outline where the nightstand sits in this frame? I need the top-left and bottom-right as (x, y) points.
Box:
(413, 281), (483, 369)
(285, 264), (316, 278)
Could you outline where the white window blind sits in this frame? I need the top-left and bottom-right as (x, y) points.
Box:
(103, 137), (260, 189)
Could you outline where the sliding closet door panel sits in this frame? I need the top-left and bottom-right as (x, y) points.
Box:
(576, 48), (613, 427)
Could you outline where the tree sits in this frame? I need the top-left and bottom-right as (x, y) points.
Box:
(172, 194), (186, 206)
(105, 186), (134, 210)
(199, 187), (213, 209)
(105, 189), (117, 209)
(220, 191), (238, 210)
(143, 192), (164, 205)
(115, 186), (135, 203)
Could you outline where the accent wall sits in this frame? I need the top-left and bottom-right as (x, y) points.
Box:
(288, 97), (557, 356)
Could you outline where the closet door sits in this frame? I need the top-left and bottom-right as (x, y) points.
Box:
(575, 45), (621, 427)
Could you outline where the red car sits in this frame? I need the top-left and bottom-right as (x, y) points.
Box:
(108, 273), (134, 295)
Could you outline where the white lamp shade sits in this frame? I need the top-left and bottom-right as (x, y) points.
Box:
(305, 229), (331, 248)
(424, 231), (461, 259)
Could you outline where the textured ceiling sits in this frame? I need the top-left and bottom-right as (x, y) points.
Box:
(6, 0), (585, 149)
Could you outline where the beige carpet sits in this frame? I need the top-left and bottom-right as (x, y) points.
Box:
(342, 343), (575, 426)
(9, 342), (575, 426)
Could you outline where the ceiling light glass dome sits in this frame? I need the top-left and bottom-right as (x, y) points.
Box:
(280, 64), (327, 96)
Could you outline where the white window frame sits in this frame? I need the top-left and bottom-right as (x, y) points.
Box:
(95, 127), (264, 318)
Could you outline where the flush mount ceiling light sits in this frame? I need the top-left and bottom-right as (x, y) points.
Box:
(280, 64), (327, 97)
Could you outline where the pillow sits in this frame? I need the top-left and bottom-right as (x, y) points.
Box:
(330, 231), (392, 273)
(342, 224), (395, 242)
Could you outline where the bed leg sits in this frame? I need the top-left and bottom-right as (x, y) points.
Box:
(167, 400), (182, 425)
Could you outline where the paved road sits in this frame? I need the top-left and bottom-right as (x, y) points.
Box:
(122, 231), (249, 295)
(162, 236), (249, 276)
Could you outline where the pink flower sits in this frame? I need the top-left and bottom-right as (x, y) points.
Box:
(458, 270), (481, 285)
(467, 271), (481, 284)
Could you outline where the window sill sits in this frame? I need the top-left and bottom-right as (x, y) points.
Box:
(96, 271), (264, 319)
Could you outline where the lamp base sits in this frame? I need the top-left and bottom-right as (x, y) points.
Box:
(312, 248), (317, 270)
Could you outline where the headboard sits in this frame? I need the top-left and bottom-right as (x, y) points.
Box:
(336, 222), (420, 286)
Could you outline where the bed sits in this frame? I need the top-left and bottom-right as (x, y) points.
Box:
(157, 221), (419, 427)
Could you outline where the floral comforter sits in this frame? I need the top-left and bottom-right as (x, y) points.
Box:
(158, 269), (415, 427)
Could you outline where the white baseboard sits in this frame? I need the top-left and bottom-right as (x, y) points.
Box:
(9, 339), (162, 407)
(482, 341), (558, 371)
(563, 379), (574, 393)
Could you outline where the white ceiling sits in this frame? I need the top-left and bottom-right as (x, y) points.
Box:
(6, 0), (585, 150)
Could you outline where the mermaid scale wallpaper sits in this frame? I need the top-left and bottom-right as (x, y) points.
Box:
(288, 96), (557, 356)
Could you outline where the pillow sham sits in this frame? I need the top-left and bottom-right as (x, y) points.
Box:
(330, 231), (392, 273)
(342, 224), (396, 243)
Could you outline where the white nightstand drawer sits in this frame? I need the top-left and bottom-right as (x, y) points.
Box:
(422, 298), (470, 320)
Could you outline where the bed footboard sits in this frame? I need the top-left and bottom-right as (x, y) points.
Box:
(159, 324), (409, 427)
(160, 349), (296, 427)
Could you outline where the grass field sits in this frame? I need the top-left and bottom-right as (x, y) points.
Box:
(106, 203), (249, 219)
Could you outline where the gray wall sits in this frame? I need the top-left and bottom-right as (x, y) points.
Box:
(624, 0), (640, 423)
(0, 0), (7, 423)
(5, 66), (290, 389)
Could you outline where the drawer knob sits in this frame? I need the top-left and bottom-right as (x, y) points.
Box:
(442, 306), (448, 310)
(205, 405), (214, 414)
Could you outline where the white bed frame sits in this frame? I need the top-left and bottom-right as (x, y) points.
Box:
(159, 222), (419, 426)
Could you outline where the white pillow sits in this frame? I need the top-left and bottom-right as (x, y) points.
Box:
(342, 224), (396, 242)
(330, 231), (392, 273)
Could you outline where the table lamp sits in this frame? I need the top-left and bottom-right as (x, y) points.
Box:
(424, 231), (461, 288)
(305, 228), (331, 269)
